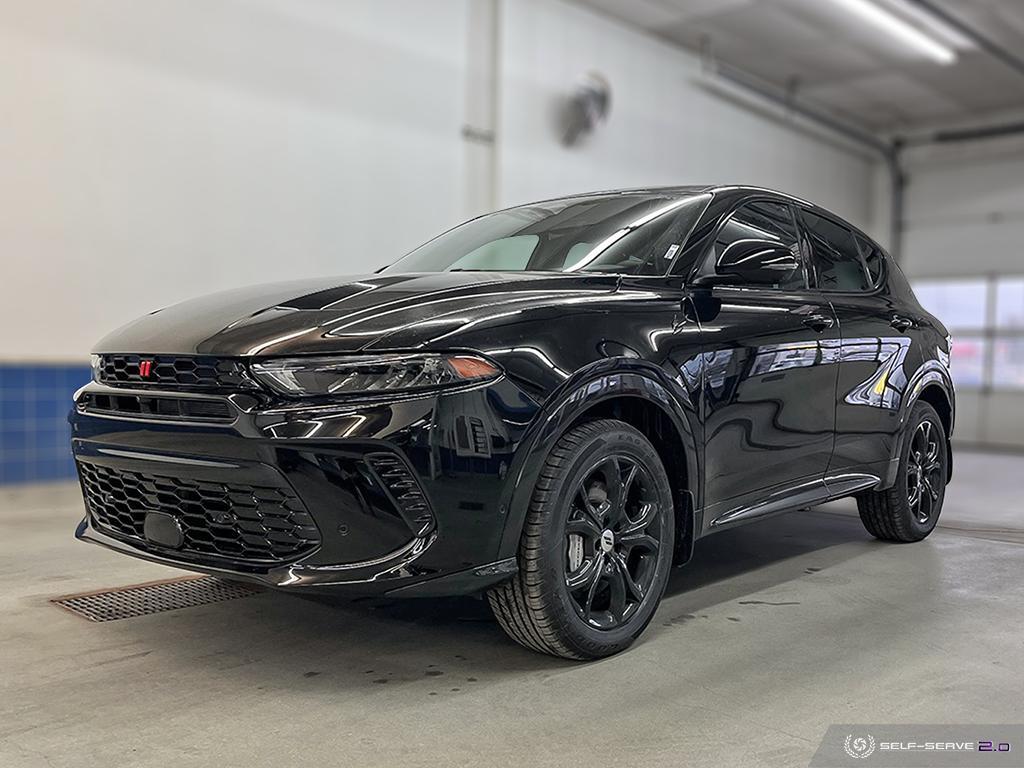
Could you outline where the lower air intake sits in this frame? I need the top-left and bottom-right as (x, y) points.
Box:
(77, 461), (321, 565)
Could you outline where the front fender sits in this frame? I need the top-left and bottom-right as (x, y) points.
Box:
(494, 358), (700, 561)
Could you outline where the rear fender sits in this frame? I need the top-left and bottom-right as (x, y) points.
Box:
(883, 362), (955, 487)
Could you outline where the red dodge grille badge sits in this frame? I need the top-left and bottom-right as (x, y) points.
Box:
(138, 359), (153, 378)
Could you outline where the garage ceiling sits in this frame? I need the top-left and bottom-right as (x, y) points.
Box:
(571, 0), (1024, 134)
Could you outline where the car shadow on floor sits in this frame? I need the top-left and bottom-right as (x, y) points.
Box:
(649, 507), (873, 631)
(92, 505), (876, 689)
(665, 507), (868, 595)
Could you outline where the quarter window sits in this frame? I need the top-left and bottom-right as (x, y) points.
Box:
(803, 211), (869, 292)
(855, 235), (885, 289)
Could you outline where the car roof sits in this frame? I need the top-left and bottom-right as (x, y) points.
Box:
(522, 184), (815, 209)
(505, 185), (883, 254)
(550, 184), (811, 203)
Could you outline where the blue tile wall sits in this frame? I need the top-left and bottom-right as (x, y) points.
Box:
(0, 363), (92, 484)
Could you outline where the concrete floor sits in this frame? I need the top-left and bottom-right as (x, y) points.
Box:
(2, 450), (1023, 768)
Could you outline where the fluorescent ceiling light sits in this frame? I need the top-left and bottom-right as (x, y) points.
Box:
(829, 0), (957, 65)
(886, 0), (975, 50)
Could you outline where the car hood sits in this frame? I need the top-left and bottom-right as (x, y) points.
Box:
(94, 271), (621, 356)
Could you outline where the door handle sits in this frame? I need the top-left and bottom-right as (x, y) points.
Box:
(890, 315), (914, 332)
(802, 315), (835, 333)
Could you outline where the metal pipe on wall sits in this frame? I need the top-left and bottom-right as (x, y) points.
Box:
(907, 121), (1024, 147)
(702, 0), (1024, 264)
(712, 62), (890, 155)
(705, 61), (908, 260)
(461, 0), (501, 218)
(886, 142), (905, 264)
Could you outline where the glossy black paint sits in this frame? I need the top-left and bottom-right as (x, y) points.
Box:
(71, 185), (954, 597)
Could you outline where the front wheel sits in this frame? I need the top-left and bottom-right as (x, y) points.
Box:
(488, 419), (675, 660)
(857, 401), (948, 542)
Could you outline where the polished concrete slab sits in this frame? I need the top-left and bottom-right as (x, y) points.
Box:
(2, 450), (1022, 767)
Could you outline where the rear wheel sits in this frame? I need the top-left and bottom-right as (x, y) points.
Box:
(857, 401), (947, 542)
(488, 419), (675, 659)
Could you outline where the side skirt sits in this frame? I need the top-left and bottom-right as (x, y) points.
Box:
(706, 473), (880, 531)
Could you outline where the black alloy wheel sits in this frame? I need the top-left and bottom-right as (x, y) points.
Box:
(857, 401), (948, 542)
(906, 419), (942, 525)
(488, 419), (675, 660)
(564, 455), (664, 630)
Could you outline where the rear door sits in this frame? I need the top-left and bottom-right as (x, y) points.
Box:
(693, 199), (841, 526)
(799, 209), (911, 481)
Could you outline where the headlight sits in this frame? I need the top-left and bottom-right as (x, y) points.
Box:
(90, 354), (102, 383)
(250, 353), (502, 397)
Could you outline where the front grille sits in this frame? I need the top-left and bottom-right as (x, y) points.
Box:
(80, 393), (234, 423)
(97, 355), (256, 391)
(78, 462), (321, 564)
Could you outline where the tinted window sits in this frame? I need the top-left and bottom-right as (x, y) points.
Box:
(449, 235), (539, 270)
(385, 193), (711, 275)
(704, 201), (803, 289)
(803, 211), (869, 292)
(855, 234), (885, 289)
(583, 202), (697, 275)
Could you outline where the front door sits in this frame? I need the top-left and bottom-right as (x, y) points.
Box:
(690, 199), (840, 526)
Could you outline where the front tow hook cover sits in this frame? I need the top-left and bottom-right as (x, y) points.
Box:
(143, 511), (184, 549)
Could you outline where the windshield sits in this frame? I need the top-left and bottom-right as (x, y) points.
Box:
(384, 192), (711, 275)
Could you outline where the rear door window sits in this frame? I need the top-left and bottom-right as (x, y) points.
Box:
(801, 211), (869, 292)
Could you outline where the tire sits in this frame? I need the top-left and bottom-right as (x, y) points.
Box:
(488, 419), (675, 660)
(856, 401), (948, 542)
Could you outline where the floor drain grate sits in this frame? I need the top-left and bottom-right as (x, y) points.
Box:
(52, 576), (261, 622)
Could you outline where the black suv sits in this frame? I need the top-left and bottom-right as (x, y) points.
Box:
(72, 185), (954, 659)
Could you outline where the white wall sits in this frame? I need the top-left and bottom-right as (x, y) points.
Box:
(901, 137), (1024, 449)
(499, 0), (876, 229)
(0, 0), (879, 362)
(0, 0), (469, 360)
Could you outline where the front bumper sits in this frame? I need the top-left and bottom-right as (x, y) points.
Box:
(75, 517), (517, 596)
(70, 377), (539, 596)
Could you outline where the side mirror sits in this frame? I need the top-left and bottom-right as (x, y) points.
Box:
(707, 240), (800, 287)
